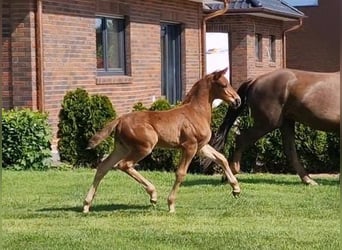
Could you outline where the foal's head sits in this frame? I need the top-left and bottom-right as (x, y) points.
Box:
(209, 68), (241, 108)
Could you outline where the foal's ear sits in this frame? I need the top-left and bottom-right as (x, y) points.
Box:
(213, 67), (228, 80)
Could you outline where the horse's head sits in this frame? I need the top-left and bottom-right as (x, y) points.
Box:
(209, 68), (241, 108)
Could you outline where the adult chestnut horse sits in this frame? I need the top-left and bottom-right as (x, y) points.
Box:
(205, 68), (340, 185)
(83, 68), (241, 213)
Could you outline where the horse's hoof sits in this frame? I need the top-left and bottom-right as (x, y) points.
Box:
(303, 177), (319, 186)
(306, 179), (319, 186)
(232, 191), (240, 198)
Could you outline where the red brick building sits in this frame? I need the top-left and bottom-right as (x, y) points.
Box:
(2, 0), (304, 139)
(286, 0), (340, 72)
(204, 0), (305, 86)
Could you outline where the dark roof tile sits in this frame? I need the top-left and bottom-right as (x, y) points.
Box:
(204, 0), (304, 18)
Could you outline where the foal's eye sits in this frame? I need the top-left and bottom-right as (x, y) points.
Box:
(216, 81), (226, 88)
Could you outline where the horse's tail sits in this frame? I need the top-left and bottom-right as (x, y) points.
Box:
(213, 78), (254, 149)
(87, 118), (120, 149)
(201, 78), (254, 170)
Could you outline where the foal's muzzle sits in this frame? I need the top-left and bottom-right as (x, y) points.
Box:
(232, 97), (241, 109)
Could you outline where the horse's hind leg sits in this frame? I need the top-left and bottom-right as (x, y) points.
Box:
(280, 120), (318, 185)
(232, 124), (274, 174)
(199, 144), (240, 196)
(83, 144), (127, 213)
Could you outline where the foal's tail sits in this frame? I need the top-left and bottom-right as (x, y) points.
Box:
(201, 78), (254, 169)
(87, 118), (120, 149)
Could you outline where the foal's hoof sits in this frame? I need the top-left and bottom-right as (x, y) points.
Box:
(232, 191), (240, 198)
(150, 199), (157, 207)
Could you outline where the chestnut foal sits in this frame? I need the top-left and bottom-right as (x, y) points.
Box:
(83, 68), (241, 213)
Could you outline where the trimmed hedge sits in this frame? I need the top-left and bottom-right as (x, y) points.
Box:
(2, 108), (52, 170)
(57, 88), (116, 167)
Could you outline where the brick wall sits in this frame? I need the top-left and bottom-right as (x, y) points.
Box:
(207, 15), (283, 88)
(4, 0), (291, 141)
(286, 0), (340, 72)
(2, 0), (202, 138)
(2, 1), (12, 108)
(2, 0), (38, 109)
(245, 16), (283, 80)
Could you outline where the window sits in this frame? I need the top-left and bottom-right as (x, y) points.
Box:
(96, 16), (125, 75)
(161, 23), (182, 104)
(269, 35), (276, 62)
(255, 33), (262, 61)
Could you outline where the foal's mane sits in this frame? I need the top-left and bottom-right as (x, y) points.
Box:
(182, 73), (214, 104)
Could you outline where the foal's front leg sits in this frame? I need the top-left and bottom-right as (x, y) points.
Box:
(199, 144), (240, 196)
(168, 145), (197, 213)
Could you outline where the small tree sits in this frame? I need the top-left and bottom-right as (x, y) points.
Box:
(57, 88), (116, 167)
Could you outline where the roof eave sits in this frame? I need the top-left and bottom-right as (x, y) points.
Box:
(204, 8), (306, 21)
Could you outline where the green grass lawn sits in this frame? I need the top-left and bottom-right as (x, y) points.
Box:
(2, 169), (340, 250)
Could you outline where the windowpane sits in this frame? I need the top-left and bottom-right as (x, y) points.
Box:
(96, 18), (104, 69)
(269, 35), (276, 62)
(95, 16), (125, 75)
(255, 33), (262, 61)
(106, 19), (120, 69)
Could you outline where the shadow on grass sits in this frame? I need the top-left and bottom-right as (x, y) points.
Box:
(182, 177), (222, 187)
(310, 178), (340, 186)
(181, 175), (303, 187)
(182, 175), (340, 187)
(37, 203), (151, 214)
(237, 176), (339, 186)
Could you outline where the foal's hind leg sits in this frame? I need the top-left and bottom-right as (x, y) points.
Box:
(280, 120), (318, 185)
(199, 144), (240, 196)
(117, 156), (158, 205)
(83, 144), (127, 213)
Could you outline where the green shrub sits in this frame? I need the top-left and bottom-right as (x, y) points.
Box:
(132, 102), (148, 112)
(149, 99), (172, 111)
(2, 108), (52, 170)
(57, 88), (116, 167)
(294, 125), (339, 173)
